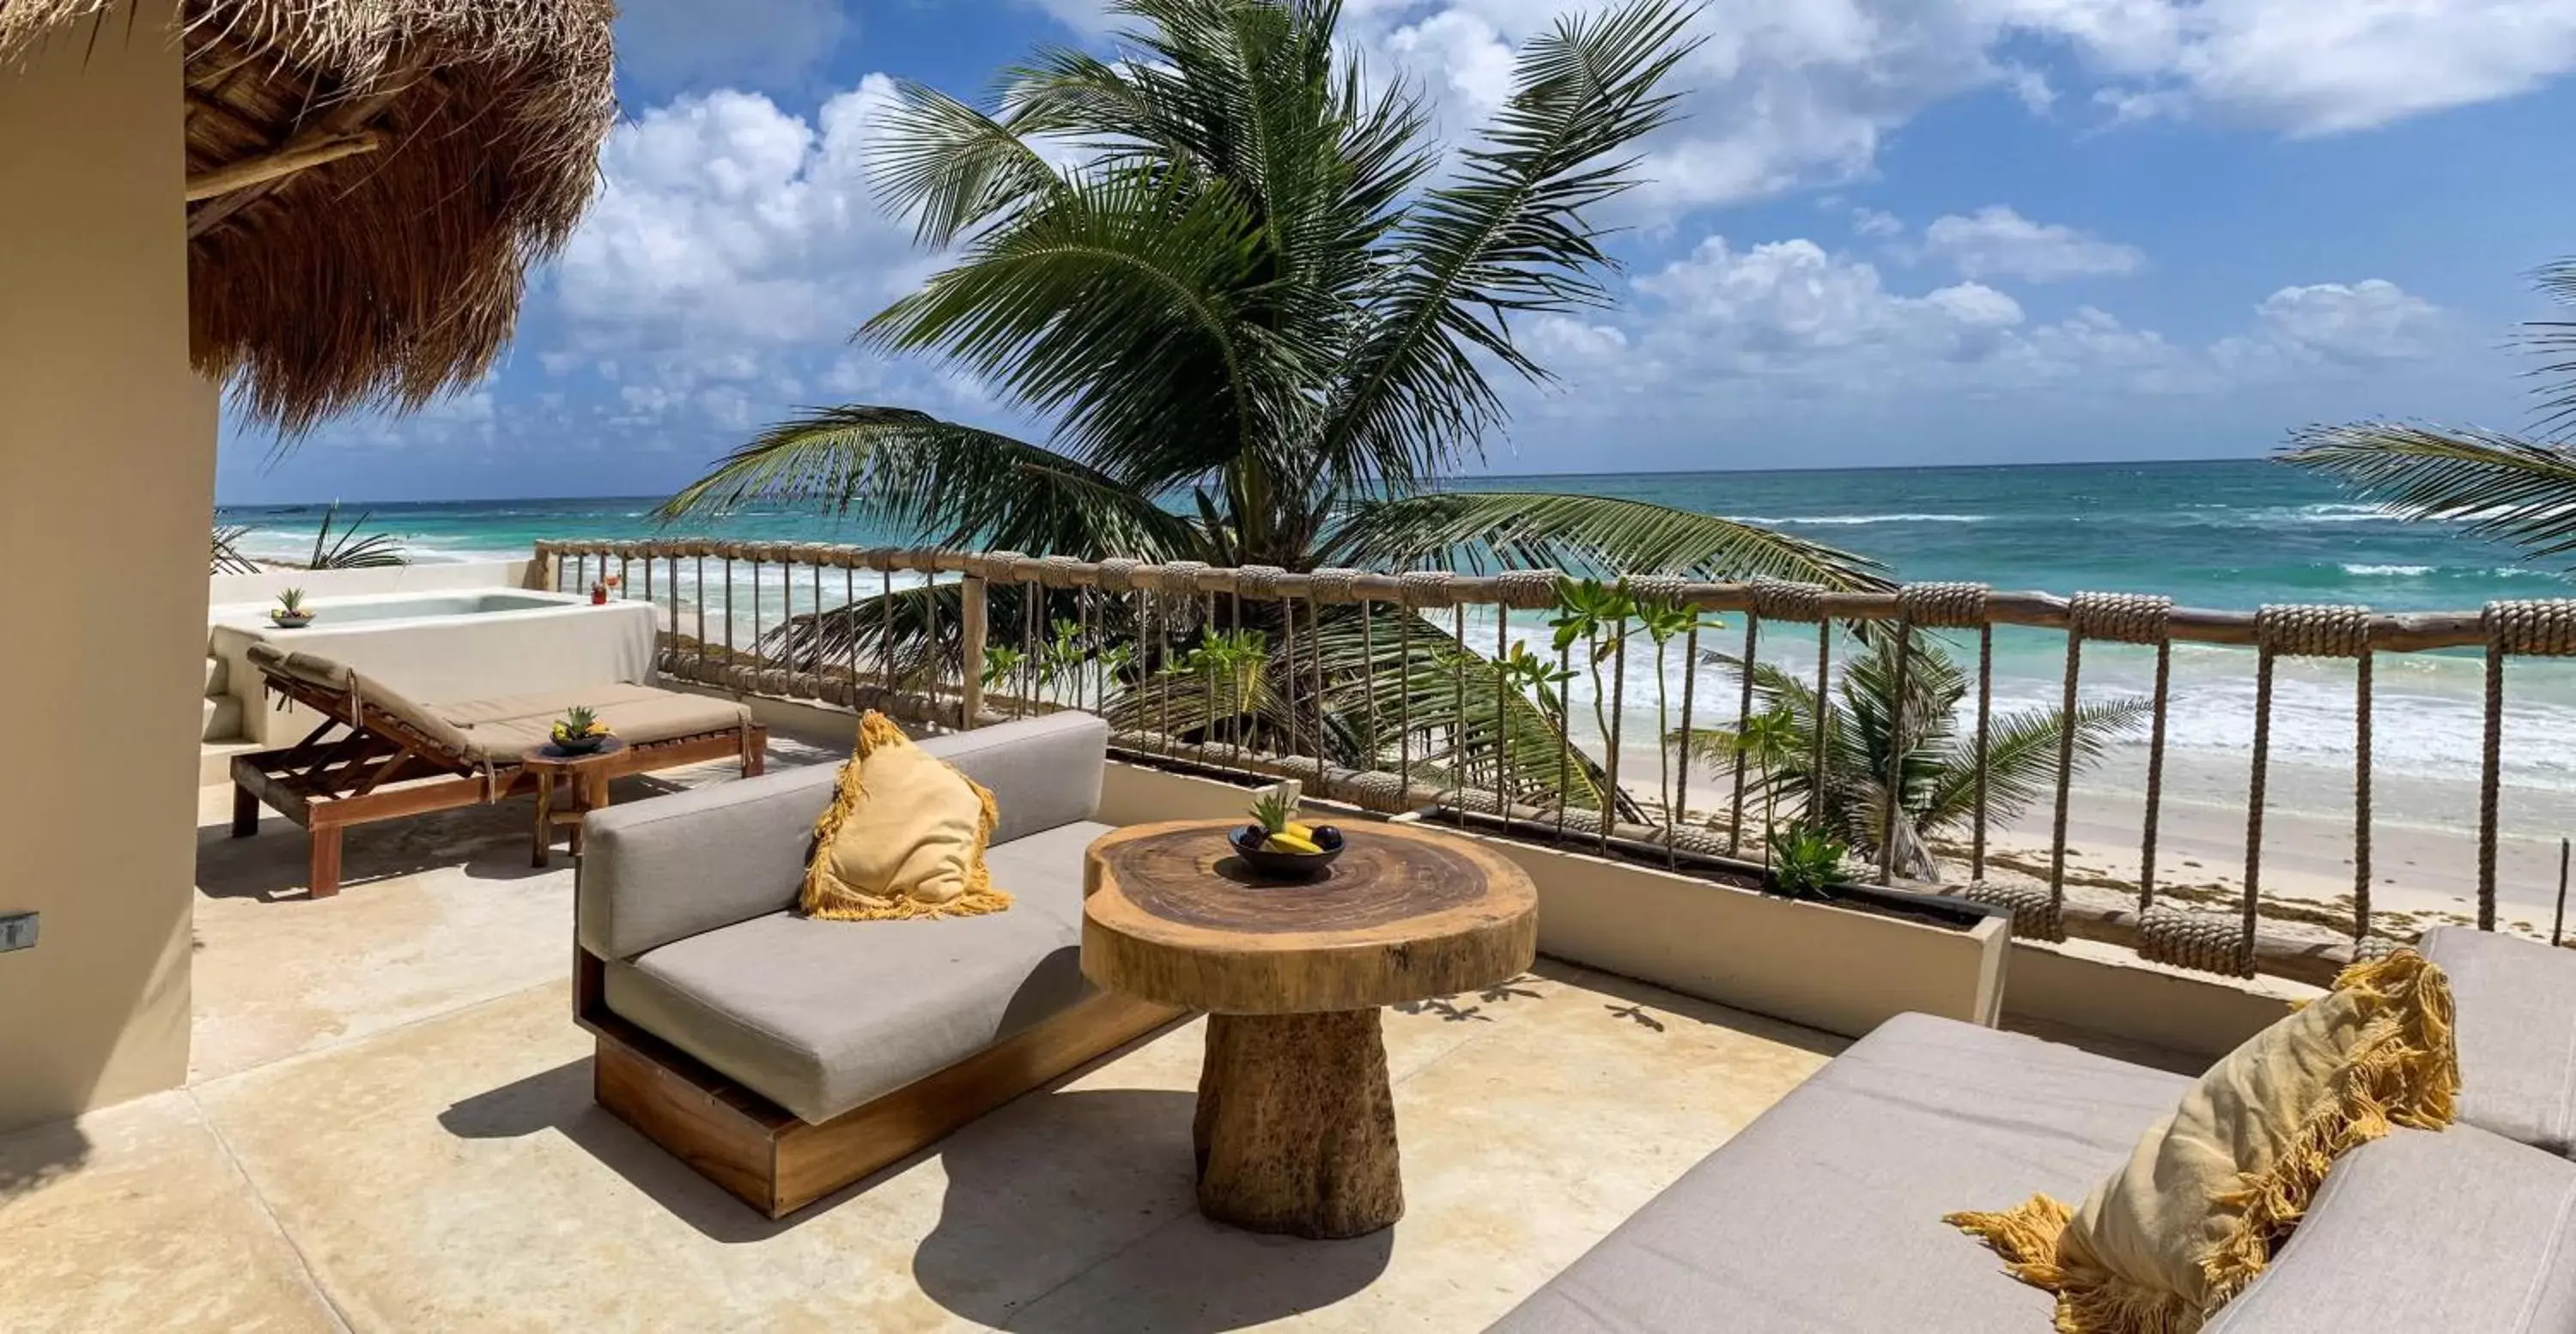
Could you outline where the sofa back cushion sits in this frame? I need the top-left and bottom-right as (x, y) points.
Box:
(2421, 925), (2576, 1160)
(577, 711), (1110, 961)
(920, 710), (1107, 845)
(579, 761), (840, 960)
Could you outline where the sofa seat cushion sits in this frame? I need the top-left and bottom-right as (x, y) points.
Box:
(2421, 925), (2576, 1159)
(981, 820), (1115, 935)
(605, 904), (1089, 1125)
(2203, 1125), (2576, 1332)
(1486, 1013), (2193, 1334)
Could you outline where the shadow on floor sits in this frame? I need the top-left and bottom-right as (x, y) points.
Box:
(913, 1088), (1395, 1334)
(1545, 960), (1849, 1060)
(0, 1118), (92, 1206)
(435, 1057), (816, 1246)
(194, 773), (701, 903)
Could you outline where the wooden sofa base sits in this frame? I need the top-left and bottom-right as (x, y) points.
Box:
(580, 976), (1185, 1219)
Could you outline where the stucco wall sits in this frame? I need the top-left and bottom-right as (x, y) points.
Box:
(207, 558), (538, 609)
(0, 0), (208, 1130)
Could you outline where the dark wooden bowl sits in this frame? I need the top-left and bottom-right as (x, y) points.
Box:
(1228, 825), (1346, 880)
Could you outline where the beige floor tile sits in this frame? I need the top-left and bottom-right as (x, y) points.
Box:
(1002, 964), (1839, 1333)
(0, 1091), (341, 1334)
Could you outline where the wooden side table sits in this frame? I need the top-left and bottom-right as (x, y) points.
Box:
(520, 737), (629, 868)
(1082, 818), (1538, 1239)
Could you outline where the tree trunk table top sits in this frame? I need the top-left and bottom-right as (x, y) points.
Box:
(1079, 818), (1539, 1016)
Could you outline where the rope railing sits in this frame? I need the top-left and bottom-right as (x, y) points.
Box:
(533, 540), (2576, 986)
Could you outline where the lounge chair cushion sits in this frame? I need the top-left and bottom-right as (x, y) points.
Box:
(1486, 1013), (2193, 1333)
(247, 643), (477, 756)
(602, 834), (1093, 1123)
(439, 688), (750, 763)
(2202, 1125), (2576, 1332)
(2420, 925), (2576, 1160)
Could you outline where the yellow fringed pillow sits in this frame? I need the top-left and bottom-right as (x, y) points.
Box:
(800, 712), (1011, 922)
(1948, 949), (2458, 1334)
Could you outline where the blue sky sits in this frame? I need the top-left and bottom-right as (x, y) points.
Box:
(217, 0), (2576, 504)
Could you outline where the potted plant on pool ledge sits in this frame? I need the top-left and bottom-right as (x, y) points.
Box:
(269, 588), (314, 629)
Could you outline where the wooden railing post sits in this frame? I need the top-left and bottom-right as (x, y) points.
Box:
(960, 574), (988, 730)
(530, 542), (556, 592)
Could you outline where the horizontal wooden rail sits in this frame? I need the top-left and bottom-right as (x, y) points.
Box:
(535, 539), (2541, 651)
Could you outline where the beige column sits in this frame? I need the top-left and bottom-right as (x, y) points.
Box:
(0, 0), (210, 1131)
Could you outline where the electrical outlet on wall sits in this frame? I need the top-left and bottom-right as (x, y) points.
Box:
(0, 912), (36, 953)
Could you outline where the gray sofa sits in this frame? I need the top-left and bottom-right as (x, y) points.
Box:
(572, 711), (1180, 1217)
(1492, 925), (2576, 1332)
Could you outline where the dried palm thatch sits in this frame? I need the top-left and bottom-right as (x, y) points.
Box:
(0, 0), (616, 433)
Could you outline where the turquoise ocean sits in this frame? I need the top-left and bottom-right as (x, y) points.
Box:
(221, 458), (2576, 791)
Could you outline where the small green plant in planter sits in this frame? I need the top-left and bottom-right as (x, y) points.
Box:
(550, 705), (611, 754)
(270, 587), (313, 628)
(1767, 822), (1850, 901)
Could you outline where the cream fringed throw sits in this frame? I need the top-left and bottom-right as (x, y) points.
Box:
(800, 712), (1011, 922)
(1947, 949), (2458, 1334)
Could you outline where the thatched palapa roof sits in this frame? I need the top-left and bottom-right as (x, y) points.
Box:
(0, 0), (617, 432)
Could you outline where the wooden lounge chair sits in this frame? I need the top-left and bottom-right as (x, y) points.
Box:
(231, 643), (766, 898)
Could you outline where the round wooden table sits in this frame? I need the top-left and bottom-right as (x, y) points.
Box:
(1082, 818), (1538, 1239)
(520, 737), (628, 867)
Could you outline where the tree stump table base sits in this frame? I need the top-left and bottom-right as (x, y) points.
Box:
(1082, 819), (1538, 1241)
(1193, 1010), (1401, 1239)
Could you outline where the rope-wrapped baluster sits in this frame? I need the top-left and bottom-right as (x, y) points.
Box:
(1728, 611), (1759, 856)
(1899, 582), (1991, 880)
(1674, 615), (1700, 870)
(1881, 619), (1911, 886)
(1493, 571), (1558, 828)
(1397, 572), (1453, 807)
(2055, 592), (2172, 917)
(2256, 604), (2374, 943)
(2479, 599), (2576, 929)
(1629, 574), (1690, 858)
(1747, 581), (1831, 841)
(2138, 903), (2253, 978)
(721, 554), (737, 687)
(1454, 603), (1471, 826)
(1955, 881), (2064, 943)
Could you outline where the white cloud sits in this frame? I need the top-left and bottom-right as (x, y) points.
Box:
(2213, 279), (2451, 369)
(2022, 0), (2576, 136)
(1542, 234), (2444, 406)
(1303, 0), (2576, 226)
(1850, 208), (1905, 239)
(544, 78), (974, 443)
(1919, 206), (2145, 282)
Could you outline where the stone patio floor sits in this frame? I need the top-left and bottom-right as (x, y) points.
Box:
(1, 747), (1846, 1332)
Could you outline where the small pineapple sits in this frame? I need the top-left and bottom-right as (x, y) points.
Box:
(270, 588), (312, 625)
(1246, 783), (1318, 853)
(551, 705), (611, 750)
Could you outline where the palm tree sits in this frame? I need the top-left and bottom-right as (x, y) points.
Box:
(657, 0), (1884, 813)
(1678, 639), (2147, 880)
(2283, 258), (2576, 562)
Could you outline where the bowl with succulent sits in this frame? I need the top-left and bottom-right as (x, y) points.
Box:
(268, 588), (315, 629)
(1229, 786), (1345, 880)
(548, 705), (612, 755)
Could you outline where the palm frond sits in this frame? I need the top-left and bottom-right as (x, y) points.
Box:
(1320, 0), (1703, 489)
(2281, 422), (2576, 564)
(210, 516), (261, 575)
(654, 407), (1200, 559)
(305, 506), (405, 569)
(1328, 490), (1888, 588)
(869, 79), (1075, 248)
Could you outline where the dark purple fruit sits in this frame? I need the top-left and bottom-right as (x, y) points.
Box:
(1313, 825), (1342, 846)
